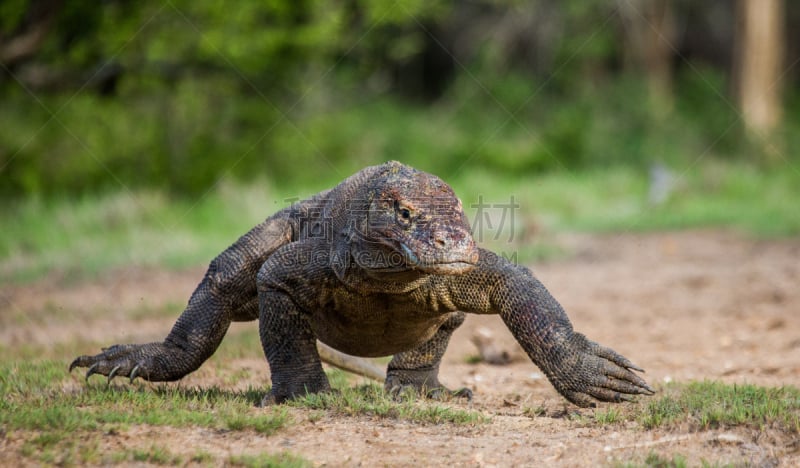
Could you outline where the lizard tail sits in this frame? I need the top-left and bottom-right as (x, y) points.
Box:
(316, 342), (386, 382)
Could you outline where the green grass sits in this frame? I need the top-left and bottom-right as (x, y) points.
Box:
(3, 357), (798, 465)
(0, 181), (283, 283)
(639, 381), (800, 433)
(213, 326), (264, 361)
(126, 445), (184, 465)
(582, 381), (800, 436)
(289, 369), (489, 425)
(598, 382), (799, 467)
(2, 376), (289, 436)
(36, 444), (241, 466)
(228, 452), (312, 468)
(593, 407), (624, 425)
(0, 360), (485, 465)
(0, 360), (291, 465)
(615, 452), (689, 468)
(291, 385), (488, 425)
(1, 161), (798, 283)
(453, 162), (800, 239)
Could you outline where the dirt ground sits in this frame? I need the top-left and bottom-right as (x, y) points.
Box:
(2, 230), (799, 466)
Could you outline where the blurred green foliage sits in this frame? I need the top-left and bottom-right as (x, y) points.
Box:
(1, 0), (799, 198)
(3, 162), (798, 283)
(0, 0), (449, 195)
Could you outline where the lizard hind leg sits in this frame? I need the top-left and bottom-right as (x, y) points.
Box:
(258, 289), (331, 406)
(385, 311), (473, 401)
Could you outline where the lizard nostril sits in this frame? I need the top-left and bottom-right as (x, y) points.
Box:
(432, 232), (448, 248)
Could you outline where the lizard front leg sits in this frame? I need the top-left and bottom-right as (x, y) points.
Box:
(257, 287), (330, 406)
(385, 311), (472, 400)
(497, 272), (654, 407)
(69, 261), (235, 382)
(447, 249), (654, 408)
(70, 216), (292, 383)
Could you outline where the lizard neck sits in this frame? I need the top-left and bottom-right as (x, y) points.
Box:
(330, 246), (430, 294)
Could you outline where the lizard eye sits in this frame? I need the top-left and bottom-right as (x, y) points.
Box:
(394, 200), (414, 226)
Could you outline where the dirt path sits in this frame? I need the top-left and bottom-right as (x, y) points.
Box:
(2, 230), (799, 466)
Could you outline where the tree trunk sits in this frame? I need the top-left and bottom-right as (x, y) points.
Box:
(0, 0), (63, 66)
(736, 0), (784, 138)
(617, 0), (676, 113)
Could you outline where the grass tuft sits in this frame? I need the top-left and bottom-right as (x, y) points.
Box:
(130, 445), (183, 465)
(224, 408), (290, 435)
(639, 381), (800, 432)
(0, 360), (291, 464)
(227, 451), (312, 468)
(289, 381), (488, 425)
(614, 451), (689, 468)
(594, 407), (624, 425)
(2, 162), (799, 284)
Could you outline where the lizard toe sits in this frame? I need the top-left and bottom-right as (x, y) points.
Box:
(562, 390), (597, 408)
(85, 363), (100, 382)
(428, 386), (473, 401)
(451, 387), (474, 401)
(387, 383), (417, 401)
(69, 355), (90, 373)
(587, 386), (635, 403)
(107, 365), (121, 384)
(129, 364), (141, 383)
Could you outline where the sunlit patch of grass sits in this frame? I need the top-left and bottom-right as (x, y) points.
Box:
(190, 450), (215, 465)
(289, 381), (488, 425)
(0, 360), (290, 465)
(454, 162), (800, 240)
(639, 381), (800, 433)
(224, 410), (289, 435)
(532, 381), (800, 435)
(213, 326), (263, 360)
(593, 407), (624, 425)
(522, 405), (547, 418)
(228, 451), (312, 468)
(0, 181), (281, 284)
(129, 445), (184, 465)
(3, 356), (798, 465)
(614, 451), (689, 468)
(2, 161), (798, 283)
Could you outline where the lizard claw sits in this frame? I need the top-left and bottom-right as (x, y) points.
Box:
(427, 386), (473, 401)
(549, 333), (655, 407)
(85, 363), (100, 382)
(70, 342), (184, 384)
(626, 362), (645, 373)
(129, 364), (141, 383)
(107, 365), (121, 384)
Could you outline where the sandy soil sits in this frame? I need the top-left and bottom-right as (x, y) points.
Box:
(1, 230), (799, 466)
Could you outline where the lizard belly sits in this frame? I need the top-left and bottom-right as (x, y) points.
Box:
(310, 291), (451, 357)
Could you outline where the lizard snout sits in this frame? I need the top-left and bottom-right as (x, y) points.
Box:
(423, 225), (479, 272)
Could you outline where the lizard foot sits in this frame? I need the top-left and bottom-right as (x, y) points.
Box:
(69, 343), (185, 383)
(424, 385), (473, 402)
(258, 367), (332, 406)
(384, 373), (473, 401)
(258, 387), (338, 407)
(548, 333), (655, 408)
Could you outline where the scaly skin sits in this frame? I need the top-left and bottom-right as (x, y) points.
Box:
(70, 161), (654, 407)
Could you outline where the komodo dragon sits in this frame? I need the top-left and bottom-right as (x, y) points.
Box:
(70, 161), (654, 407)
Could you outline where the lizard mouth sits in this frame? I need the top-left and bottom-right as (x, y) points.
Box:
(400, 243), (478, 275)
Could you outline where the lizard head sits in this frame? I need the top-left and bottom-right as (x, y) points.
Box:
(356, 162), (479, 275)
